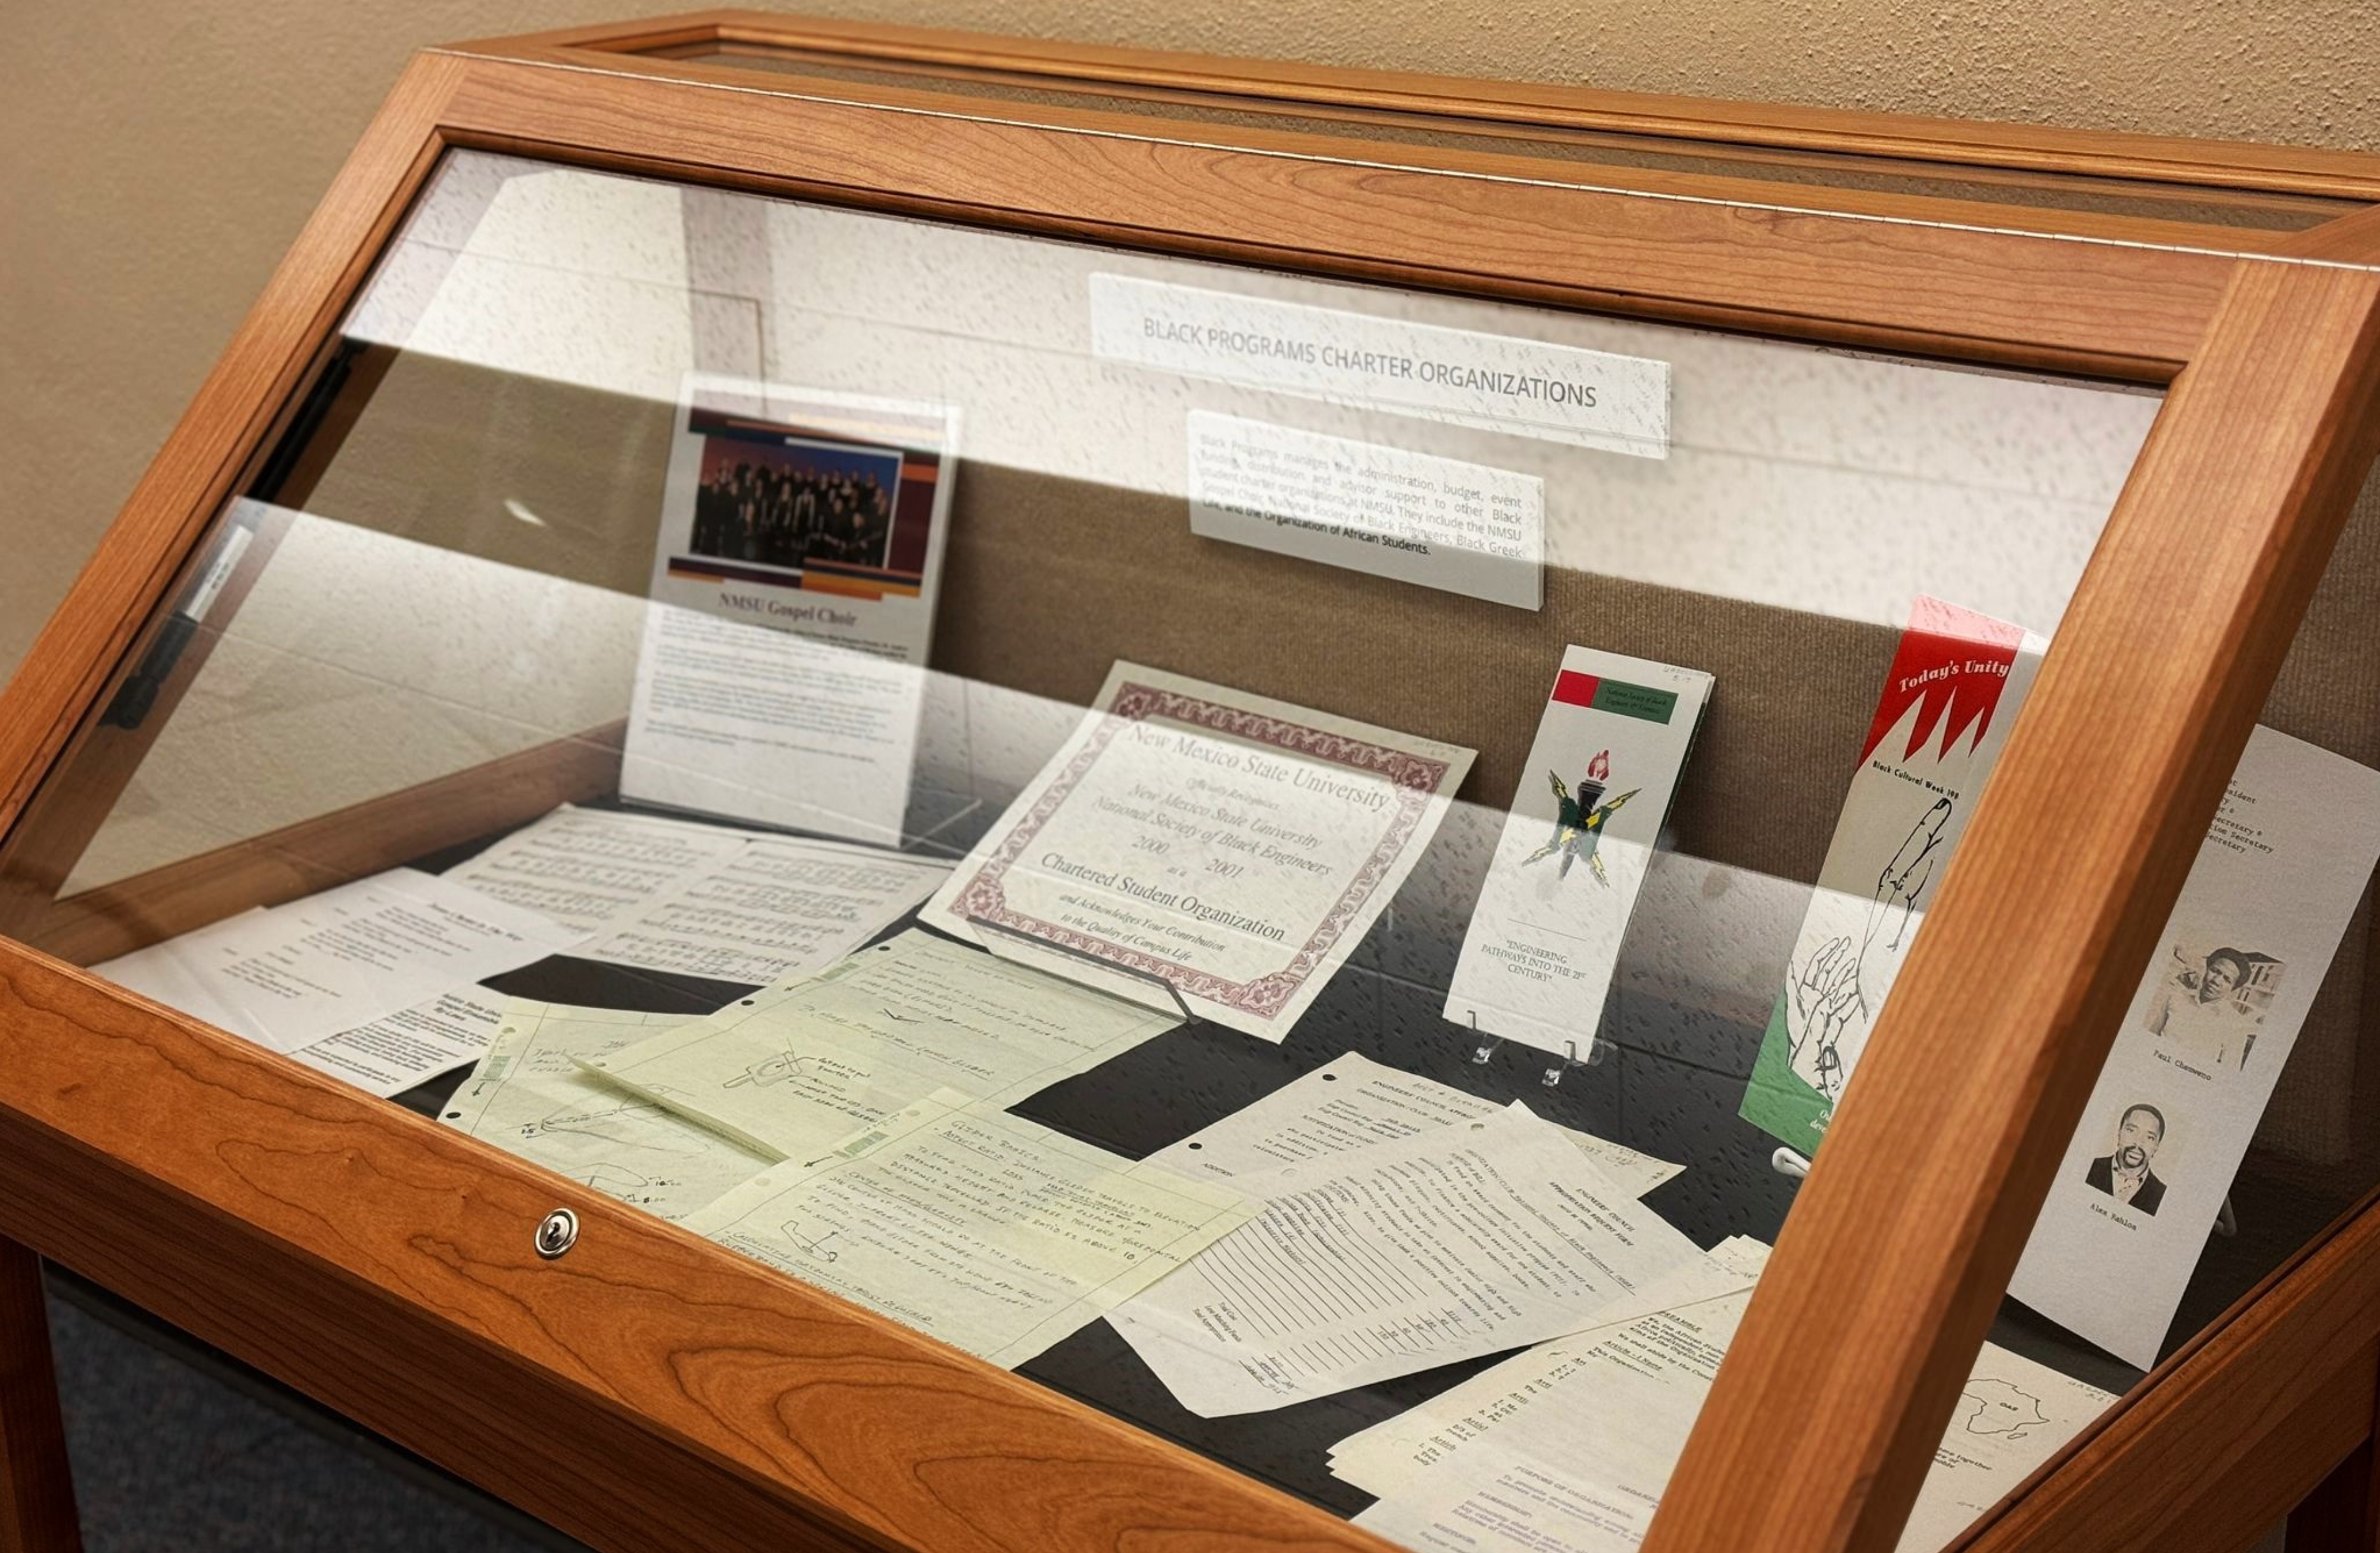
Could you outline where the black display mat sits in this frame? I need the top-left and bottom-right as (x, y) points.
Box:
(371, 806), (2336, 1518)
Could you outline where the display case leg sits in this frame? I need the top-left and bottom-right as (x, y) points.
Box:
(0, 1238), (80, 1553)
(2289, 1346), (2380, 1553)
(2290, 1438), (2376, 1549)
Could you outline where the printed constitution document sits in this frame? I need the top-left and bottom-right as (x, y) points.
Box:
(1443, 647), (1714, 1058)
(1107, 1107), (1722, 1416)
(448, 805), (949, 986)
(923, 661), (1474, 1041)
(292, 989), (510, 1099)
(444, 806), (752, 935)
(2010, 725), (2380, 1368)
(1346, 1274), (2108, 1553)
(1144, 1051), (1681, 1197)
(102, 907), (511, 1098)
(95, 869), (582, 1054)
(1741, 597), (2045, 1154)
(624, 378), (961, 845)
(582, 834), (946, 985)
(443, 1000), (770, 1222)
(685, 1089), (1253, 1367)
(1327, 1237), (1772, 1495)
(582, 929), (1178, 1161)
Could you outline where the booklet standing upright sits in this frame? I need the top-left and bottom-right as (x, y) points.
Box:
(2009, 725), (2380, 1368)
(1442, 646), (1714, 1058)
(1741, 597), (2046, 1154)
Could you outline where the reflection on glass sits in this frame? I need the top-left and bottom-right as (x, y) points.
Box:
(18, 144), (2334, 1553)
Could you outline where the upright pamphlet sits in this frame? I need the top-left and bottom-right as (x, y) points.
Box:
(1741, 597), (2046, 1153)
(1442, 646), (1712, 1058)
(623, 375), (960, 845)
(2009, 725), (2380, 1368)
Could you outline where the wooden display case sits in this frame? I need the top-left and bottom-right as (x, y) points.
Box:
(4, 14), (2380, 1553)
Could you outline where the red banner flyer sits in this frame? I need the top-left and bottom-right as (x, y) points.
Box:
(1740, 597), (2046, 1153)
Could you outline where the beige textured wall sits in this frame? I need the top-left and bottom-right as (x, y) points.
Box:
(3, 0), (2376, 688)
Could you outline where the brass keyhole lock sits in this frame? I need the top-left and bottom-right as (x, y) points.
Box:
(535, 1208), (579, 1260)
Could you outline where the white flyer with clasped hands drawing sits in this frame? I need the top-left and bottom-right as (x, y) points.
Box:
(1740, 597), (2047, 1155)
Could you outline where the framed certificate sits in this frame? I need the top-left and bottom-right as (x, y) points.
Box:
(924, 663), (1474, 1040)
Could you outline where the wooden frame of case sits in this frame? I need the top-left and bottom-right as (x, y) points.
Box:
(5, 14), (2380, 1553)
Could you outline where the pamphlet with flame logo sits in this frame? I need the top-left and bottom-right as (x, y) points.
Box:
(1442, 646), (1714, 1059)
(1739, 597), (2044, 1154)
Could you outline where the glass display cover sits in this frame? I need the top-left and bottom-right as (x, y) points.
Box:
(15, 142), (2361, 1553)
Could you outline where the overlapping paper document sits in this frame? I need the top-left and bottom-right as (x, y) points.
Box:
(447, 805), (949, 986)
(923, 661), (1475, 1041)
(1144, 1051), (1680, 1197)
(299, 988), (512, 1101)
(582, 929), (1179, 1161)
(686, 1089), (1251, 1366)
(1108, 1105), (1731, 1415)
(94, 803), (950, 1100)
(95, 867), (581, 1094)
(1329, 1236), (1771, 1494)
(443, 999), (772, 1223)
(1338, 1241), (2112, 1553)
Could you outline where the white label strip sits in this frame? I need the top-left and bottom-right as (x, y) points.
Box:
(182, 525), (254, 623)
(1091, 273), (1669, 458)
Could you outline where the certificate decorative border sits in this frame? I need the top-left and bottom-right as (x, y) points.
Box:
(951, 682), (1452, 1019)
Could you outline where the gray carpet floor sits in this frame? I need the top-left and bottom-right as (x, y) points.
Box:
(46, 1284), (580, 1552)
